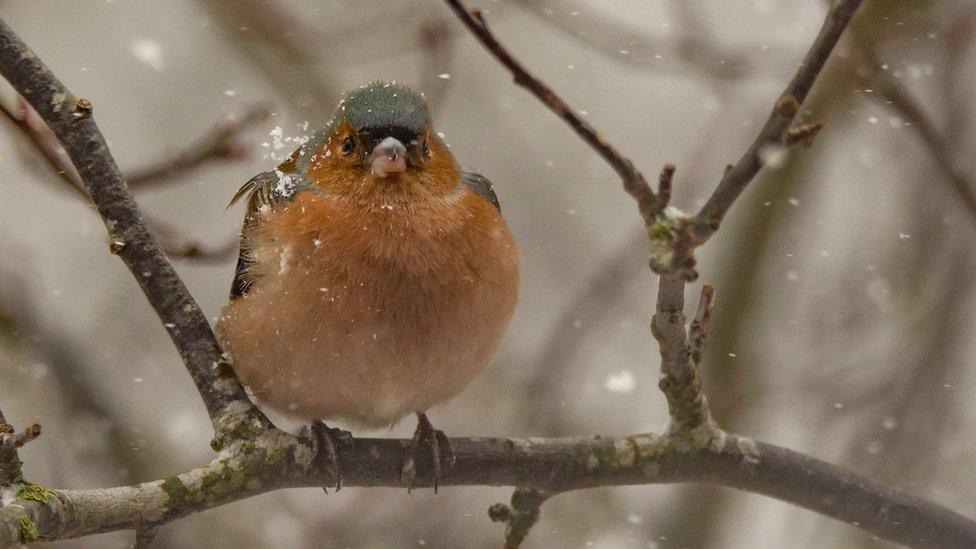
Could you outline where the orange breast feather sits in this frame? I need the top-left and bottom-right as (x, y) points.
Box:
(217, 186), (519, 428)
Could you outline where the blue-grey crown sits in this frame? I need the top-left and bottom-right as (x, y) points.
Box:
(334, 81), (430, 133)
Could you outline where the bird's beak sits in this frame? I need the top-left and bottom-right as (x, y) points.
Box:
(370, 136), (408, 177)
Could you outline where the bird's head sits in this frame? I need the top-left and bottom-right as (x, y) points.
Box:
(294, 82), (459, 199)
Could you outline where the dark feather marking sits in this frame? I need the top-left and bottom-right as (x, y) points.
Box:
(228, 169), (316, 300)
(461, 171), (501, 212)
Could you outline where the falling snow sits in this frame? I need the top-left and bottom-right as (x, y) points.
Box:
(263, 124), (311, 162)
(131, 39), (164, 71)
(759, 144), (786, 168)
(604, 371), (635, 393)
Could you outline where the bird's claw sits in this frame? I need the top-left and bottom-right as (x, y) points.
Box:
(401, 413), (455, 494)
(309, 420), (352, 493)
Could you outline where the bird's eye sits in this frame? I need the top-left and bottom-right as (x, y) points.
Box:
(341, 137), (355, 155)
(422, 141), (431, 157)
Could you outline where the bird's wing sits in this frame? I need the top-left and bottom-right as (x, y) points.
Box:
(460, 170), (501, 212)
(227, 169), (315, 300)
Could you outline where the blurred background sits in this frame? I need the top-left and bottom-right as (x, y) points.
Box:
(1, 0), (974, 547)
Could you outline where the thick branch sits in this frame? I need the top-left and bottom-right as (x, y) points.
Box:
(0, 432), (972, 548)
(0, 17), (260, 428)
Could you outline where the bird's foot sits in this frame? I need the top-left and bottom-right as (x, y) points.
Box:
(309, 420), (352, 493)
(401, 413), (456, 494)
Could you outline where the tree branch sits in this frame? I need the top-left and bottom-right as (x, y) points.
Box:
(658, 0), (865, 279)
(442, 0), (665, 225)
(652, 280), (715, 432)
(0, 98), (264, 261)
(2, 3), (973, 548)
(0, 17), (263, 429)
(0, 410), (40, 487)
(849, 38), (976, 225)
(511, 0), (797, 81)
(642, 0), (865, 440)
(441, 1), (946, 547)
(489, 488), (551, 548)
(447, 0), (859, 280)
(447, 0), (859, 413)
(124, 103), (271, 187)
(695, 0), (863, 226)
(0, 430), (973, 548)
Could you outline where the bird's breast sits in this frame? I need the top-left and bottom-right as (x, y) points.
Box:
(218, 188), (519, 426)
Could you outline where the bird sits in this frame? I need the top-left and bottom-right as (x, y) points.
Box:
(216, 81), (519, 490)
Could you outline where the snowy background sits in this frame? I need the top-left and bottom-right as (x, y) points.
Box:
(1, 0), (974, 547)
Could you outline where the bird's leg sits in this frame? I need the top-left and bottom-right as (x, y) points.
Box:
(401, 412), (456, 493)
(309, 420), (353, 493)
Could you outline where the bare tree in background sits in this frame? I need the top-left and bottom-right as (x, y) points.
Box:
(1, 1), (976, 548)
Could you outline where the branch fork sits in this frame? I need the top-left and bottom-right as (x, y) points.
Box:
(649, 111), (826, 281)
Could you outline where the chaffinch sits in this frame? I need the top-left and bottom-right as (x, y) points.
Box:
(217, 82), (519, 489)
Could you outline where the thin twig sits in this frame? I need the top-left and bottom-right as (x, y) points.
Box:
(785, 122), (824, 148)
(658, 0), (866, 278)
(489, 488), (552, 548)
(418, 20), (456, 113)
(687, 284), (714, 365)
(1, 97), (87, 197)
(512, 0), (796, 81)
(447, 0), (864, 440)
(0, 408), (40, 485)
(126, 104), (271, 186)
(0, 423), (41, 450)
(448, 0), (862, 428)
(0, 281), (153, 486)
(849, 38), (976, 225)
(443, 0), (663, 225)
(0, 99), (259, 261)
(651, 0), (863, 429)
(697, 0), (864, 225)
